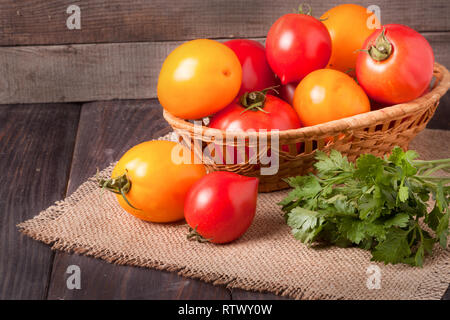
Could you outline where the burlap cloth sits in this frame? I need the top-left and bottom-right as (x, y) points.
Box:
(18, 129), (450, 300)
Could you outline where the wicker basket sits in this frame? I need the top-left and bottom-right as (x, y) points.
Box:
(164, 63), (450, 192)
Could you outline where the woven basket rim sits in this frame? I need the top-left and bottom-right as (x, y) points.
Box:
(163, 62), (450, 140)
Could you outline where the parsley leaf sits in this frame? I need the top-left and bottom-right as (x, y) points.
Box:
(371, 229), (411, 264)
(287, 207), (324, 243)
(436, 212), (449, 248)
(280, 147), (450, 267)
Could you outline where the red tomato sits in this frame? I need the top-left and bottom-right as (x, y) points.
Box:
(209, 92), (302, 163)
(279, 82), (299, 106)
(210, 94), (301, 132)
(356, 24), (434, 105)
(266, 13), (331, 84)
(184, 171), (259, 244)
(224, 39), (277, 97)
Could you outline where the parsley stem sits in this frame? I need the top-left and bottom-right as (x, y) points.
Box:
(413, 158), (450, 165)
(282, 147), (449, 267)
(415, 176), (450, 184)
(408, 227), (417, 247)
(421, 163), (450, 177)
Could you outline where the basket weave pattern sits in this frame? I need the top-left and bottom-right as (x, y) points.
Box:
(164, 63), (450, 192)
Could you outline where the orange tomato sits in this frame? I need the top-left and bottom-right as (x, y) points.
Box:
(109, 140), (206, 223)
(157, 39), (242, 120)
(293, 69), (370, 127)
(321, 4), (380, 75)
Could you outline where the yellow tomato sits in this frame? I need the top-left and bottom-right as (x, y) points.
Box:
(157, 39), (242, 120)
(293, 69), (370, 127)
(321, 4), (380, 75)
(108, 140), (206, 223)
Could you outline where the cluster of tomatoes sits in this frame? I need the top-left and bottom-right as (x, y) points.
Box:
(101, 140), (257, 244)
(158, 4), (434, 132)
(104, 4), (436, 244)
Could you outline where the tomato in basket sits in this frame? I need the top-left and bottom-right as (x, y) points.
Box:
(320, 4), (380, 75)
(209, 88), (302, 163)
(266, 6), (331, 84)
(157, 39), (242, 119)
(356, 24), (434, 105)
(293, 69), (370, 127)
(224, 39), (277, 97)
(279, 82), (299, 106)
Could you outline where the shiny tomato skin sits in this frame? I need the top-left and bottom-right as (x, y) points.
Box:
(266, 13), (331, 84)
(294, 69), (370, 127)
(209, 94), (301, 132)
(209, 95), (301, 163)
(184, 171), (259, 244)
(157, 39), (242, 119)
(279, 82), (299, 106)
(112, 140), (207, 223)
(321, 4), (380, 75)
(224, 39), (277, 97)
(356, 24), (434, 105)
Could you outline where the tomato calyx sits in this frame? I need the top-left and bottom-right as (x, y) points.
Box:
(187, 226), (212, 243)
(296, 3), (312, 15)
(366, 28), (393, 62)
(239, 86), (278, 115)
(296, 3), (328, 22)
(97, 169), (140, 210)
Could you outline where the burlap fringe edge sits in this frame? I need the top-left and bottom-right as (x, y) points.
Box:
(16, 223), (348, 300)
(17, 154), (450, 300)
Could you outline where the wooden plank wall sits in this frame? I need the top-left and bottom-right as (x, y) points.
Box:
(0, 0), (449, 104)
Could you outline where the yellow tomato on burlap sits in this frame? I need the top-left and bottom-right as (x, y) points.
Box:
(105, 140), (206, 223)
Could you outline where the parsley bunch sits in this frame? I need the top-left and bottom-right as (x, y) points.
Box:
(280, 147), (450, 267)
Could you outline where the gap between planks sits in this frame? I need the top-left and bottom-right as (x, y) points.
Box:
(1, 0), (449, 46)
(0, 32), (449, 105)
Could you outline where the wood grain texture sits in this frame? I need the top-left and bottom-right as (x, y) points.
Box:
(424, 33), (450, 77)
(46, 99), (231, 300)
(0, 103), (80, 299)
(427, 89), (450, 130)
(2, 100), (447, 300)
(0, 0), (449, 46)
(1, 33), (449, 105)
(0, 41), (178, 104)
(48, 253), (231, 300)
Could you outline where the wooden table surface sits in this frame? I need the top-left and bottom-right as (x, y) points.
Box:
(1, 96), (449, 300)
(1, 0), (449, 300)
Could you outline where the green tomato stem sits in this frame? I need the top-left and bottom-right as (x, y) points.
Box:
(297, 3), (312, 15)
(97, 170), (141, 210)
(239, 86), (279, 115)
(368, 28), (393, 62)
